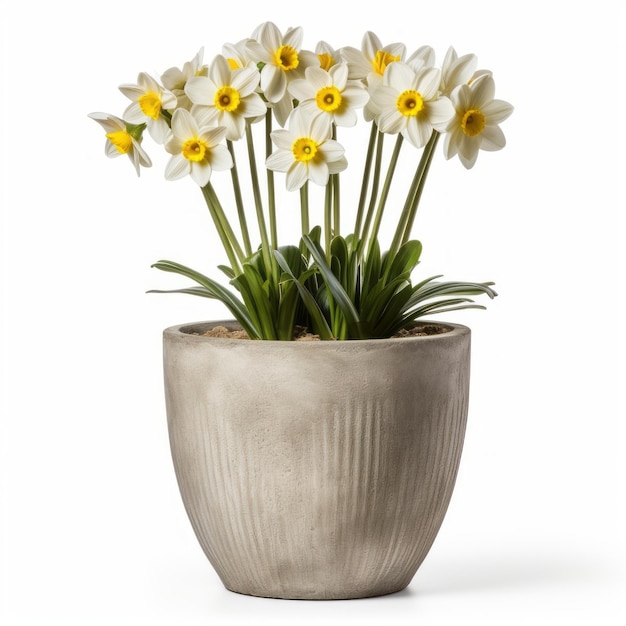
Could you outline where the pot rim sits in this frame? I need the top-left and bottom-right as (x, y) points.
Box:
(163, 319), (470, 347)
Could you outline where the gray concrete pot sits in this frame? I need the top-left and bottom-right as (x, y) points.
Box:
(163, 320), (471, 600)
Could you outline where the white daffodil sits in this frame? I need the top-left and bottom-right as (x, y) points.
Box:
(88, 112), (152, 176)
(315, 41), (341, 72)
(184, 55), (266, 141)
(266, 110), (347, 191)
(245, 22), (318, 126)
(439, 47), (478, 97)
(164, 109), (233, 187)
(246, 22), (316, 102)
(340, 31), (406, 82)
(369, 62), (454, 149)
(221, 39), (258, 71)
(160, 48), (208, 110)
(443, 73), (514, 169)
(288, 63), (368, 128)
(119, 73), (177, 144)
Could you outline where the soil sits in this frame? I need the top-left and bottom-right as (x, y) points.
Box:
(199, 323), (451, 341)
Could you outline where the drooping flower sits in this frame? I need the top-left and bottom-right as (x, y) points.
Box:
(164, 109), (232, 186)
(88, 112), (152, 176)
(439, 47), (478, 96)
(443, 73), (514, 169)
(266, 109), (347, 191)
(119, 73), (177, 144)
(288, 63), (368, 127)
(246, 21), (318, 126)
(160, 48), (208, 110)
(340, 31), (406, 82)
(368, 62), (455, 149)
(184, 55), (267, 141)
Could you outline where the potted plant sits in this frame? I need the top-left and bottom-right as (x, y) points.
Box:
(90, 21), (513, 600)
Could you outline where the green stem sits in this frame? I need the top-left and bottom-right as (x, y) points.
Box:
(400, 130), (440, 246)
(367, 133), (404, 254)
(201, 184), (243, 275)
(245, 122), (273, 276)
(299, 182), (309, 257)
(331, 125), (340, 239)
(324, 177), (333, 262)
(354, 122), (378, 240)
(226, 140), (252, 257)
(359, 129), (385, 252)
(265, 110), (278, 250)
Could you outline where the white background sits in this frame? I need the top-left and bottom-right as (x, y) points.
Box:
(1, 1), (624, 624)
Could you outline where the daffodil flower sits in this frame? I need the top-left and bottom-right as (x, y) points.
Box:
(340, 31), (406, 82)
(245, 22), (317, 126)
(439, 47), (478, 97)
(266, 110), (347, 191)
(164, 109), (232, 186)
(368, 62), (454, 149)
(443, 73), (514, 169)
(88, 112), (152, 176)
(288, 64), (368, 128)
(160, 48), (208, 110)
(315, 41), (341, 72)
(184, 55), (267, 141)
(119, 73), (177, 144)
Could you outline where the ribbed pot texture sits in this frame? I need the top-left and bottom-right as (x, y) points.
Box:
(163, 320), (471, 600)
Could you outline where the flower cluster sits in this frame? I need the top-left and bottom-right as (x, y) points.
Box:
(90, 22), (513, 340)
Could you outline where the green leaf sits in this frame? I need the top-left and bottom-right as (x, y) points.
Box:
(150, 260), (259, 338)
(274, 250), (334, 340)
(384, 239), (422, 279)
(232, 263), (278, 340)
(302, 235), (363, 338)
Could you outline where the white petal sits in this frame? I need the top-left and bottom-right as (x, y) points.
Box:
(482, 99), (514, 124)
(288, 78), (315, 102)
(479, 125), (506, 151)
(318, 139), (345, 162)
(471, 74), (495, 107)
(232, 66), (261, 96)
(171, 108), (198, 139)
(272, 92), (293, 126)
(261, 65), (286, 102)
(384, 62), (416, 91)
(165, 154), (190, 180)
(327, 155), (348, 175)
(427, 97), (456, 129)
(404, 118), (431, 149)
(223, 113), (245, 141)
(415, 67), (441, 100)
(209, 55), (231, 87)
(271, 129), (295, 151)
(283, 26), (303, 50)
(286, 161), (308, 191)
(340, 46), (370, 79)
(208, 145), (233, 170)
(239, 93), (268, 119)
(190, 161), (212, 186)
(377, 108), (405, 134)
(308, 159), (330, 187)
(266, 149), (295, 173)
(148, 117), (171, 144)
(362, 32), (383, 60)
(332, 107), (358, 127)
(329, 63), (349, 90)
(122, 102), (145, 124)
(185, 76), (215, 105)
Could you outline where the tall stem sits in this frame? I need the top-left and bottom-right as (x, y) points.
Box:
(265, 111), (278, 250)
(201, 184), (243, 275)
(245, 122), (273, 276)
(226, 140), (252, 257)
(359, 130), (385, 252)
(324, 177), (333, 262)
(331, 124), (340, 239)
(367, 133), (404, 253)
(354, 122), (378, 239)
(399, 130), (440, 246)
(300, 182), (309, 257)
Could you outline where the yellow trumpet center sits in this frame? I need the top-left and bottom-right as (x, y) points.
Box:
(275, 44), (300, 71)
(214, 86), (241, 112)
(461, 108), (486, 136)
(315, 86), (342, 113)
(317, 53), (336, 71)
(396, 90), (424, 117)
(106, 130), (133, 154)
(372, 50), (400, 76)
(292, 137), (318, 162)
(181, 138), (208, 162)
(227, 58), (241, 70)
(137, 92), (162, 120)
